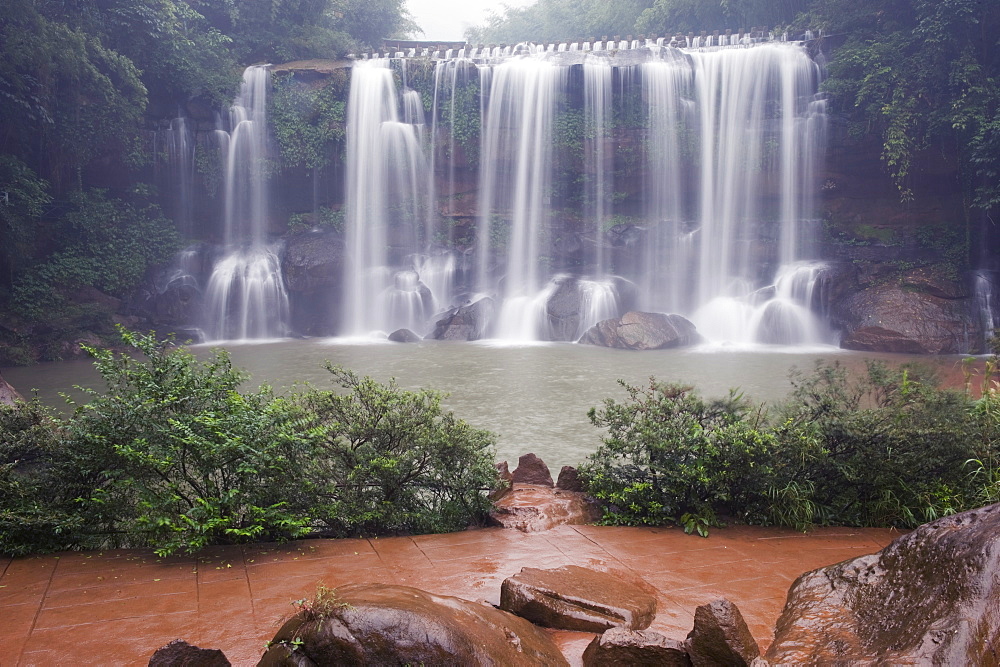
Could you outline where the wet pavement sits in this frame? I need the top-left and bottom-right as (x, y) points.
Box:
(1, 522), (897, 666)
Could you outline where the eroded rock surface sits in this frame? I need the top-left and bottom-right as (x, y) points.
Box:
(489, 483), (601, 532)
(511, 453), (554, 487)
(500, 565), (657, 632)
(766, 503), (1000, 664)
(578, 311), (700, 350)
(148, 639), (230, 666)
(685, 599), (760, 666)
(582, 628), (691, 666)
(258, 583), (568, 666)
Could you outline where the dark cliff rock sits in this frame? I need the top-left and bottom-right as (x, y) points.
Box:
(284, 231), (343, 336)
(766, 503), (1000, 664)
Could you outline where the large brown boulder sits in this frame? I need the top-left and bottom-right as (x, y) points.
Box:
(258, 583), (567, 666)
(499, 565), (657, 632)
(0, 372), (21, 406)
(835, 283), (980, 354)
(578, 311), (700, 350)
(685, 599), (760, 666)
(766, 503), (1000, 664)
(582, 628), (691, 666)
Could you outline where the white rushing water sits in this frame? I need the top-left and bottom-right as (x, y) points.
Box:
(188, 44), (830, 346)
(202, 66), (290, 341)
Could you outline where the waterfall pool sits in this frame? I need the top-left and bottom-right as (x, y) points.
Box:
(4, 340), (974, 472)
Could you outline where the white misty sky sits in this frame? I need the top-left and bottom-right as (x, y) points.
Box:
(406, 0), (536, 42)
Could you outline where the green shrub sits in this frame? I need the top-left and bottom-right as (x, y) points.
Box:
(0, 399), (86, 556)
(295, 364), (499, 536)
(580, 379), (757, 531)
(581, 361), (999, 534)
(63, 329), (313, 555)
(0, 330), (502, 556)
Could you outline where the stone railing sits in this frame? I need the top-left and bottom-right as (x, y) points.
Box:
(373, 28), (822, 60)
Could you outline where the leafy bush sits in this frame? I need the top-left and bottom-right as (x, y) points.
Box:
(63, 329), (313, 555)
(581, 379), (760, 530)
(581, 361), (1000, 534)
(0, 400), (85, 556)
(296, 365), (499, 536)
(0, 329), (500, 556)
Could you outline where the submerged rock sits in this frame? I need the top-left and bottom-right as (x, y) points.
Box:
(387, 328), (421, 342)
(148, 639), (230, 666)
(685, 599), (760, 667)
(258, 583), (567, 666)
(766, 503), (1000, 664)
(427, 297), (494, 341)
(578, 311), (700, 350)
(582, 628), (691, 666)
(499, 565), (657, 632)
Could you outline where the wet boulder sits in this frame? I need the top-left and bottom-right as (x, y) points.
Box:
(582, 628), (691, 666)
(834, 283), (981, 354)
(499, 565), (657, 632)
(578, 311), (701, 350)
(148, 639), (230, 666)
(556, 466), (584, 492)
(766, 503), (1000, 664)
(685, 599), (760, 666)
(511, 453), (553, 487)
(0, 372), (21, 406)
(387, 328), (422, 343)
(427, 297), (494, 341)
(258, 583), (568, 666)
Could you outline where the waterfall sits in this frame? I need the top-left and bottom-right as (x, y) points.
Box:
(202, 66), (290, 341)
(975, 270), (999, 347)
(584, 57), (613, 278)
(477, 57), (564, 339)
(334, 42), (827, 345)
(342, 59), (430, 336)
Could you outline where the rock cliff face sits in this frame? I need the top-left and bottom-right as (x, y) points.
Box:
(818, 118), (990, 353)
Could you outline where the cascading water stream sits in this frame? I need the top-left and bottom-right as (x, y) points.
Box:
(202, 66), (290, 341)
(342, 59), (431, 336)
